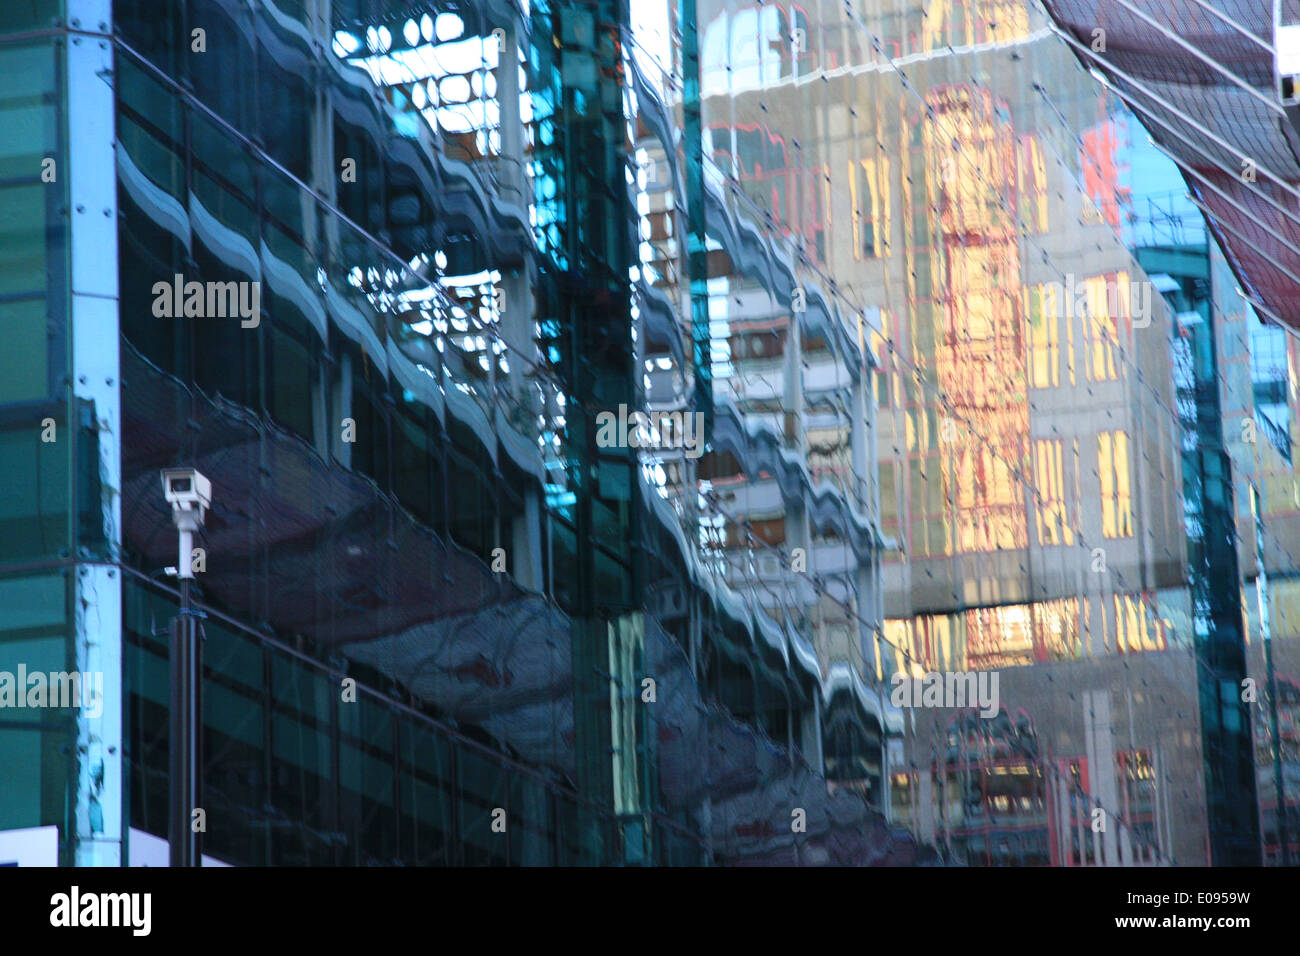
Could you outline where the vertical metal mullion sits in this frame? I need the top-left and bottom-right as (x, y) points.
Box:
(550, 787), (560, 866)
(48, 36), (69, 400)
(504, 763), (513, 866)
(391, 707), (401, 864)
(448, 741), (462, 866)
(261, 642), (273, 865)
(330, 673), (342, 864)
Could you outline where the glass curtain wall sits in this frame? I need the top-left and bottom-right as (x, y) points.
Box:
(682, 0), (1278, 865)
(96, 0), (904, 866)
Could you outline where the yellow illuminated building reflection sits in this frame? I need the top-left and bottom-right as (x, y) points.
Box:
(925, 85), (1028, 554)
(1099, 429), (1134, 538)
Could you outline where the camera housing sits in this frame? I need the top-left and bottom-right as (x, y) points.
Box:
(160, 467), (212, 517)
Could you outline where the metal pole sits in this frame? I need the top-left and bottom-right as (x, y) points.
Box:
(169, 568), (202, 866)
(161, 468), (209, 867)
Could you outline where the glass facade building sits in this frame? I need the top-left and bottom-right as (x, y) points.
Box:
(0, 0), (909, 866)
(1, 0), (1297, 869)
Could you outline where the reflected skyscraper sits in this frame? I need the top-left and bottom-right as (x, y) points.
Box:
(693, 0), (1295, 865)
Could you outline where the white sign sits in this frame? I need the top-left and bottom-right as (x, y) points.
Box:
(0, 825), (59, 866)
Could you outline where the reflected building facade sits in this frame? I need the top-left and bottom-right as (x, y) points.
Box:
(0, 0), (909, 866)
(693, 0), (1297, 865)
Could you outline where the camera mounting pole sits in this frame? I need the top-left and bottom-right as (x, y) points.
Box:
(160, 468), (211, 868)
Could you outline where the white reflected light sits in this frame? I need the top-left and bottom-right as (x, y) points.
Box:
(333, 31), (361, 56)
(436, 13), (464, 41)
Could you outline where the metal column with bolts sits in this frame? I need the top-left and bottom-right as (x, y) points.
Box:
(161, 468), (211, 867)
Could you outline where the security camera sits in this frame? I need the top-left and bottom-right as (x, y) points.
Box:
(161, 467), (212, 515)
(161, 468), (211, 581)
